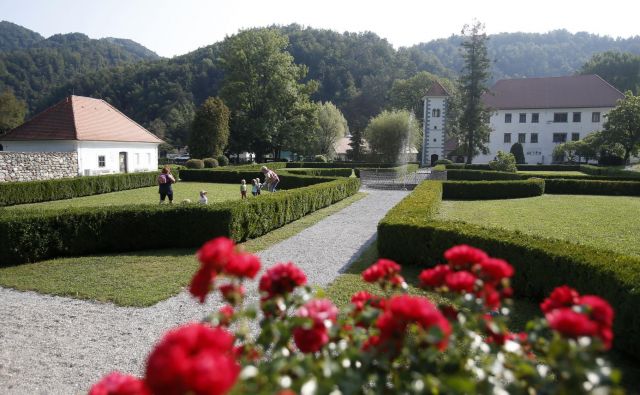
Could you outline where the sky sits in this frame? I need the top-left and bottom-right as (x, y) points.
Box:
(1, 0), (639, 58)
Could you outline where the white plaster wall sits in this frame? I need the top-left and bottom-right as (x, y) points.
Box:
(422, 96), (446, 166)
(0, 140), (77, 152)
(474, 107), (611, 164)
(77, 141), (159, 175)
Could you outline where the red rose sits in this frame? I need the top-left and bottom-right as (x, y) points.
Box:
(89, 372), (150, 395)
(293, 326), (330, 353)
(218, 283), (245, 305)
(476, 258), (514, 284)
(189, 267), (216, 304)
(419, 264), (451, 287)
(224, 253), (261, 279)
(598, 326), (614, 350)
(218, 305), (234, 327)
(297, 299), (338, 327)
(362, 259), (402, 283)
(476, 284), (501, 310)
(444, 271), (477, 293)
(197, 237), (236, 272)
(350, 291), (384, 311)
(540, 285), (580, 313)
(444, 245), (488, 269)
(546, 308), (599, 339)
(579, 295), (614, 328)
(258, 262), (307, 298)
(145, 323), (239, 395)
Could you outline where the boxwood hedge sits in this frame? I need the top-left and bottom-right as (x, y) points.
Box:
(286, 162), (401, 169)
(179, 169), (333, 189)
(544, 179), (640, 196)
(446, 169), (522, 181)
(282, 168), (353, 177)
(377, 180), (640, 357)
(442, 178), (545, 200)
(0, 177), (360, 267)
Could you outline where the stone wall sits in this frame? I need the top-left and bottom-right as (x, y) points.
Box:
(0, 152), (78, 182)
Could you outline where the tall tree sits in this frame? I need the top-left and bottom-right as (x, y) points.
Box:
(188, 97), (230, 159)
(602, 91), (640, 163)
(581, 51), (640, 94)
(388, 72), (455, 124)
(365, 109), (420, 163)
(219, 28), (317, 161)
(311, 102), (348, 159)
(0, 89), (26, 135)
(457, 22), (492, 164)
(346, 129), (365, 161)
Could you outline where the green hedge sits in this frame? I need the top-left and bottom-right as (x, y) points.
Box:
(227, 162), (288, 171)
(354, 164), (420, 178)
(0, 177), (360, 267)
(446, 164), (583, 172)
(286, 162), (399, 169)
(580, 164), (640, 179)
(446, 169), (522, 181)
(0, 172), (160, 207)
(544, 179), (640, 196)
(377, 180), (640, 357)
(282, 168), (353, 177)
(442, 178), (545, 200)
(179, 169), (334, 189)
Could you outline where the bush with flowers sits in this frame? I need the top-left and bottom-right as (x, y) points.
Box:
(90, 238), (623, 394)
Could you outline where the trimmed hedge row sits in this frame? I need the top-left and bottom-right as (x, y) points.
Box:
(226, 162), (288, 171)
(445, 164), (583, 172)
(580, 164), (640, 179)
(282, 168), (353, 177)
(179, 169), (334, 189)
(443, 178), (545, 200)
(286, 162), (400, 169)
(377, 180), (640, 357)
(0, 177), (360, 267)
(354, 163), (420, 178)
(544, 179), (640, 196)
(446, 169), (522, 181)
(0, 172), (159, 207)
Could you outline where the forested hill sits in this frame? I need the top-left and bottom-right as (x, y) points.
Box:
(0, 21), (160, 111)
(411, 30), (640, 80)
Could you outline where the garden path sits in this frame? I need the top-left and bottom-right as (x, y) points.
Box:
(0, 188), (408, 394)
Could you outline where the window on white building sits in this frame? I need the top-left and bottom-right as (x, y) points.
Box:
(519, 113), (526, 123)
(553, 133), (567, 143)
(504, 113), (512, 123)
(553, 113), (568, 123)
(531, 113), (539, 123)
(530, 133), (538, 143)
(504, 133), (511, 143)
(518, 133), (526, 143)
(592, 112), (601, 122)
(572, 133), (580, 141)
(573, 112), (581, 122)
(98, 155), (106, 167)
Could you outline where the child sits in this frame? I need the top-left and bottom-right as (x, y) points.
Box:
(255, 178), (262, 195)
(251, 179), (259, 197)
(199, 190), (208, 204)
(240, 179), (247, 199)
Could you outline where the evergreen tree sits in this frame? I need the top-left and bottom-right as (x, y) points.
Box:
(0, 89), (26, 135)
(188, 97), (230, 159)
(510, 143), (525, 164)
(347, 129), (364, 161)
(457, 22), (492, 164)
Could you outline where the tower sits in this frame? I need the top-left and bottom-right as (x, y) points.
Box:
(421, 81), (449, 167)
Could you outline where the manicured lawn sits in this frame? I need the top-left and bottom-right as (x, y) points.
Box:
(4, 182), (246, 210)
(517, 170), (587, 176)
(0, 193), (366, 306)
(435, 195), (640, 256)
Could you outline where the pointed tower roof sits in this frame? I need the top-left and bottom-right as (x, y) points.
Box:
(1, 95), (164, 143)
(423, 81), (450, 98)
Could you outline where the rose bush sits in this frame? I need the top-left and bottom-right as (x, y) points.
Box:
(91, 238), (622, 394)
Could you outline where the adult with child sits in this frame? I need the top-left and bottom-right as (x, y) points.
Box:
(260, 166), (280, 192)
(157, 166), (176, 204)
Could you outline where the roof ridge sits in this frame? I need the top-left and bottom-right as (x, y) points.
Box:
(592, 74), (625, 96)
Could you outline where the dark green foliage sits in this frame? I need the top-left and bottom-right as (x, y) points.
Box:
(353, 164), (420, 178)
(217, 155), (230, 166)
(0, 172), (159, 207)
(286, 162), (398, 169)
(313, 155), (328, 163)
(179, 169), (333, 189)
(434, 159), (453, 165)
(189, 97), (230, 159)
(446, 169), (522, 181)
(283, 168), (352, 177)
(203, 158), (219, 168)
(377, 180), (640, 357)
(580, 164), (640, 178)
(442, 179), (545, 200)
(517, 164), (582, 171)
(581, 51), (640, 94)
(185, 159), (204, 169)
(510, 143), (526, 164)
(544, 179), (640, 196)
(0, 21), (44, 51)
(228, 162), (288, 171)
(0, 177), (360, 266)
(0, 88), (26, 133)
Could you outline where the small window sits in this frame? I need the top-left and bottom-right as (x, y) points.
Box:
(553, 113), (568, 123)
(553, 133), (567, 143)
(504, 133), (511, 143)
(531, 113), (539, 123)
(519, 113), (526, 123)
(431, 108), (440, 117)
(504, 113), (512, 123)
(592, 112), (601, 122)
(573, 112), (581, 122)
(530, 133), (538, 143)
(572, 133), (580, 141)
(518, 133), (526, 143)
(98, 155), (106, 167)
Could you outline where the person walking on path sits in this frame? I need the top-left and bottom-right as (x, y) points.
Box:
(158, 166), (176, 204)
(261, 166), (280, 192)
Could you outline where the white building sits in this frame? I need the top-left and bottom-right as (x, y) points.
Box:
(0, 95), (163, 175)
(422, 75), (625, 165)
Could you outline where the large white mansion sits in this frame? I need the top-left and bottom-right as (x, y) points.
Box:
(422, 75), (625, 166)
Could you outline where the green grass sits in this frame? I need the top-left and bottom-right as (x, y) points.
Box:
(0, 192), (366, 307)
(4, 182), (245, 210)
(517, 170), (587, 176)
(435, 195), (640, 256)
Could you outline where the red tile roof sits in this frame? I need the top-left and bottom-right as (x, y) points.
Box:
(481, 74), (624, 110)
(1, 95), (164, 143)
(423, 81), (449, 97)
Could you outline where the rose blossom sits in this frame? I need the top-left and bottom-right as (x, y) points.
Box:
(89, 371), (149, 395)
(444, 245), (488, 268)
(540, 285), (580, 313)
(189, 267), (216, 303)
(350, 291), (385, 311)
(145, 323), (239, 395)
(218, 283), (246, 305)
(419, 264), (452, 287)
(293, 299), (338, 353)
(444, 271), (477, 293)
(579, 295), (614, 328)
(258, 262), (307, 298)
(224, 252), (261, 279)
(196, 237), (236, 272)
(218, 305), (234, 327)
(362, 259), (402, 284)
(476, 258), (514, 284)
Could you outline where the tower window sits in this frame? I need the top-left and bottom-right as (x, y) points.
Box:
(432, 109), (441, 117)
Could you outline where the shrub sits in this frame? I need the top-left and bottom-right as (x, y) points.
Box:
(179, 169), (334, 189)
(313, 154), (328, 163)
(354, 163), (419, 178)
(217, 155), (230, 166)
(581, 164), (640, 179)
(185, 159), (204, 169)
(286, 162), (398, 169)
(283, 168), (353, 177)
(203, 158), (219, 168)
(378, 180), (640, 357)
(489, 151), (517, 172)
(510, 142), (526, 164)
(0, 177), (360, 266)
(91, 239), (622, 394)
(0, 172), (160, 207)
(446, 169), (522, 181)
(544, 179), (640, 196)
(434, 158), (452, 165)
(442, 178), (545, 200)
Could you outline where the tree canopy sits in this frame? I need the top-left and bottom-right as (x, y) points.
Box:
(581, 51), (640, 94)
(0, 89), (26, 134)
(310, 102), (348, 159)
(188, 97), (230, 159)
(602, 91), (640, 162)
(365, 109), (420, 163)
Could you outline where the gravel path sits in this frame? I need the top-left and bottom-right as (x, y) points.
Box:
(0, 189), (408, 394)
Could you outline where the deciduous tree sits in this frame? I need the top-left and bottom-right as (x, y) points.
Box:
(365, 109), (420, 163)
(602, 91), (640, 163)
(188, 97), (230, 159)
(0, 89), (26, 134)
(311, 102), (348, 159)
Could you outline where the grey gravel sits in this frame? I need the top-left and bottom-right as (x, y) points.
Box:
(0, 189), (408, 394)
